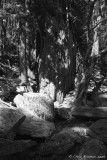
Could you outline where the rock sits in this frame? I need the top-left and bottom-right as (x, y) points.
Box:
(35, 127), (84, 156)
(78, 138), (107, 160)
(16, 107), (55, 138)
(54, 101), (74, 120)
(36, 132), (75, 156)
(0, 101), (55, 138)
(59, 127), (85, 143)
(0, 106), (25, 139)
(54, 101), (61, 108)
(40, 79), (56, 101)
(54, 91), (75, 120)
(86, 119), (107, 143)
(6, 115), (26, 140)
(0, 138), (37, 156)
(72, 126), (87, 137)
(63, 144), (82, 160)
(14, 93), (55, 122)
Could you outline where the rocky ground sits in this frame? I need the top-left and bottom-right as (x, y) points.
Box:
(0, 79), (107, 160)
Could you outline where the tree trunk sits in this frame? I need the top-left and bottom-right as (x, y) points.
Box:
(74, 0), (101, 106)
(75, 28), (99, 106)
(19, 1), (34, 87)
(65, 31), (76, 92)
(39, 19), (76, 103)
(19, 31), (28, 85)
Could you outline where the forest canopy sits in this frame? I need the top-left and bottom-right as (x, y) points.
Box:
(0, 0), (107, 105)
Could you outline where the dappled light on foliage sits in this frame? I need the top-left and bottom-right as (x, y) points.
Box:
(0, 0), (107, 160)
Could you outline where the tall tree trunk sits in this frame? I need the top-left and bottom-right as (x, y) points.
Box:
(19, 31), (27, 85)
(19, 0), (35, 89)
(39, 22), (76, 103)
(75, 28), (99, 106)
(74, 0), (100, 106)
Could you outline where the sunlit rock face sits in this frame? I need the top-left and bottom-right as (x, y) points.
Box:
(14, 92), (55, 122)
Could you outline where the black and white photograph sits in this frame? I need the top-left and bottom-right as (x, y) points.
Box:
(0, 0), (107, 159)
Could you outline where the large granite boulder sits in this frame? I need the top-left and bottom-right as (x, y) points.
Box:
(0, 100), (55, 138)
(14, 93), (55, 122)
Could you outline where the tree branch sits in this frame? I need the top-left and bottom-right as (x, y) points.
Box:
(91, 17), (107, 31)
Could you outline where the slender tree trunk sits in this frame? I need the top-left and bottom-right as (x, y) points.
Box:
(19, 0), (35, 88)
(19, 31), (28, 85)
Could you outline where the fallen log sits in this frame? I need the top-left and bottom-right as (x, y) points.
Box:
(87, 92), (107, 107)
(72, 106), (107, 119)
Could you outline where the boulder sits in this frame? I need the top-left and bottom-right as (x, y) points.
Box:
(78, 138), (107, 160)
(54, 101), (74, 120)
(14, 93), (55, 122)
(86, 119), (107, 143)
(17, 107), (55, 138)
(0, 100), (55, 138)
(0, 101), (25, 139)
(35, 127), (84, 156)
(0, 138), (37, 156)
